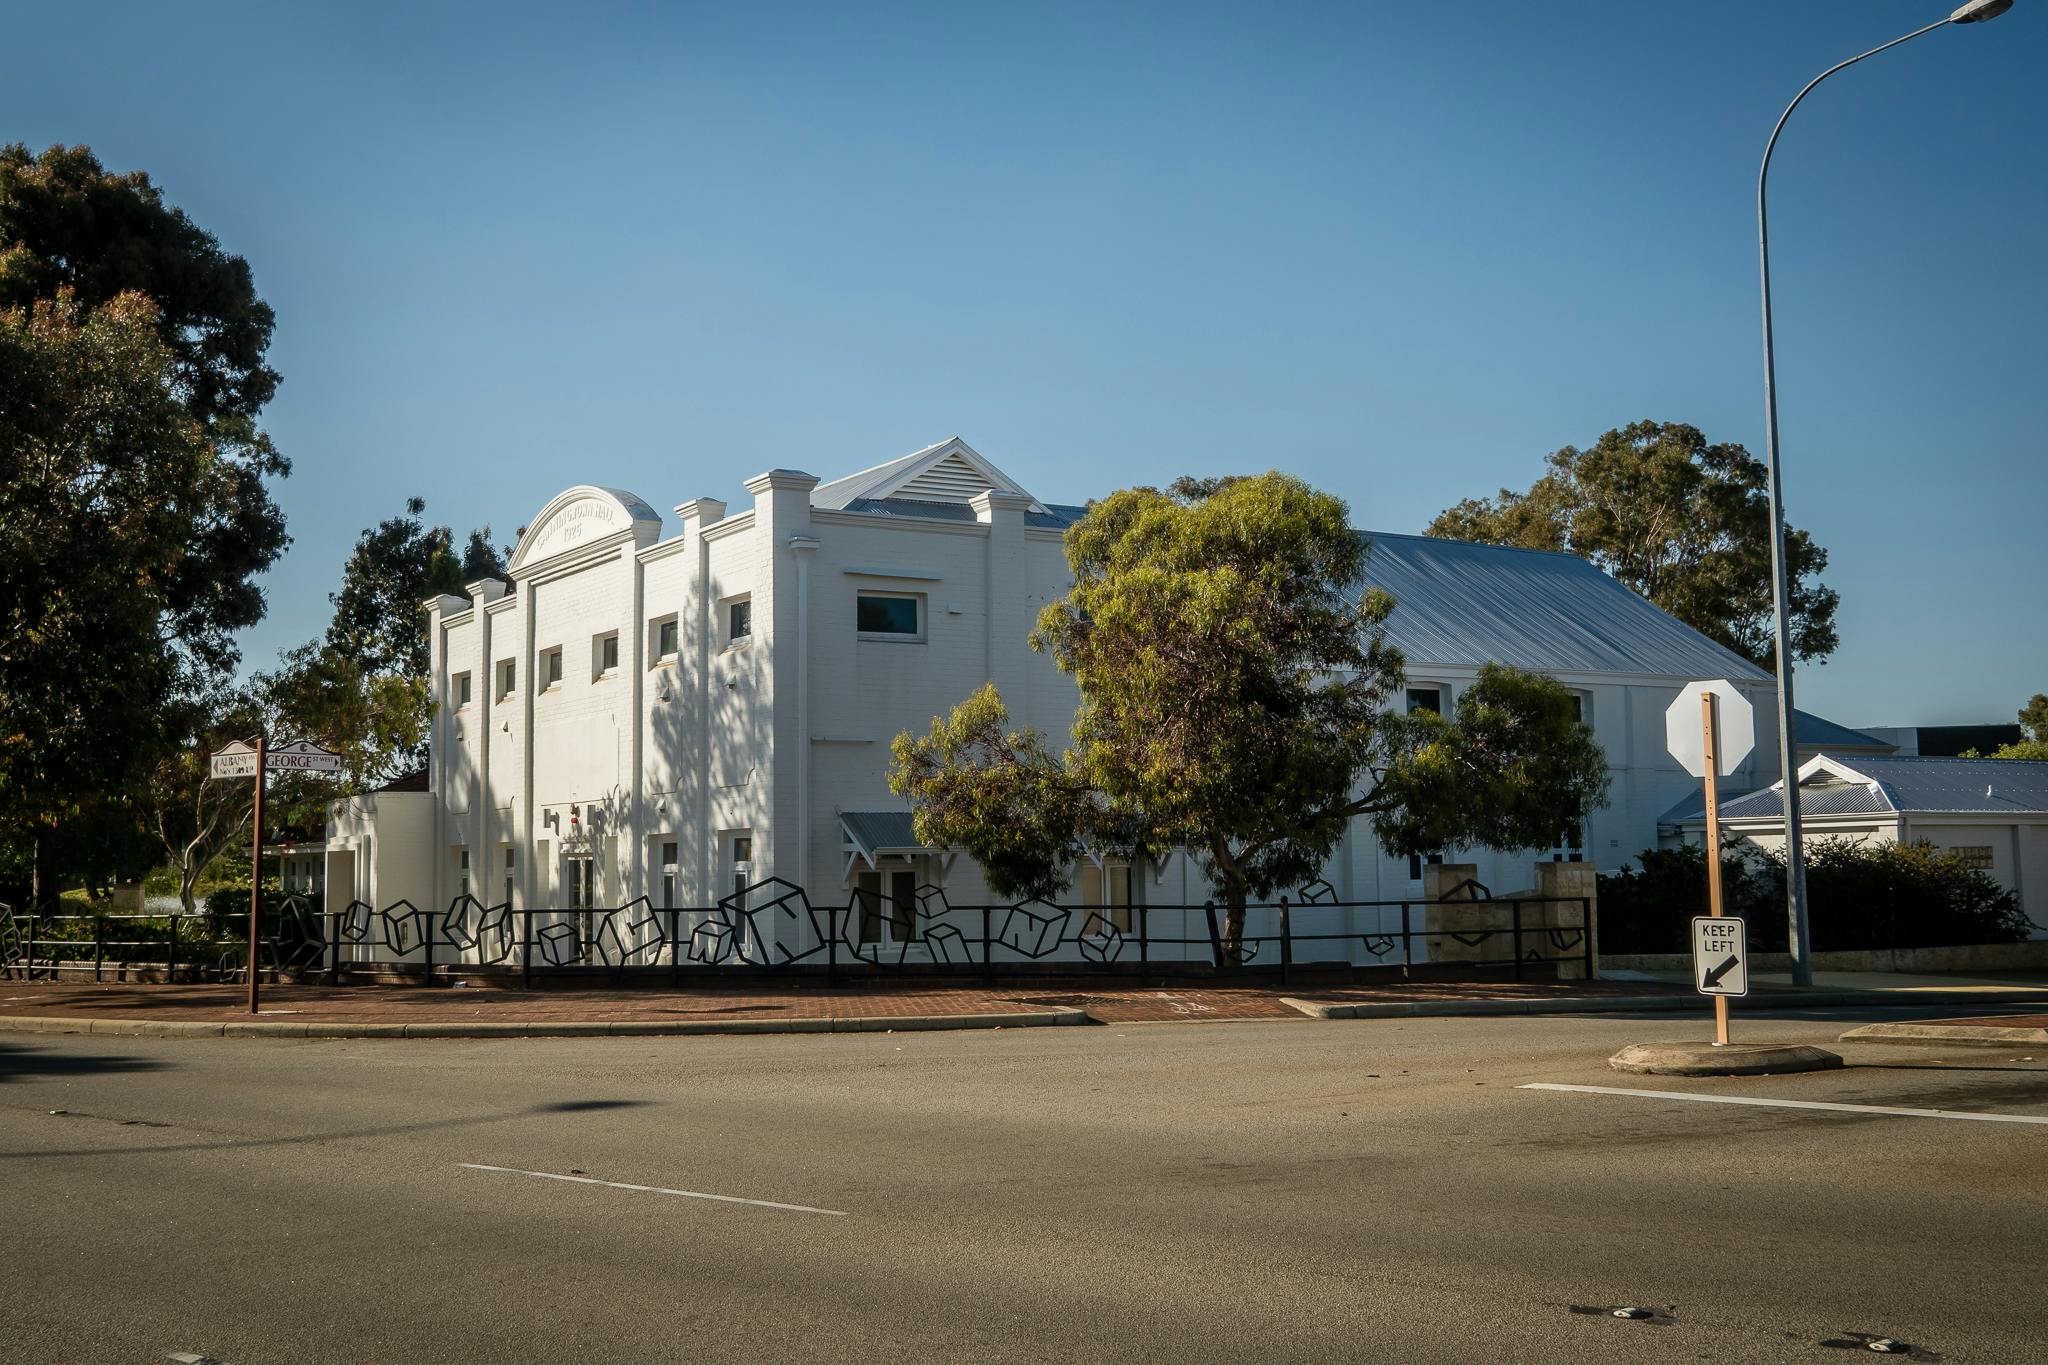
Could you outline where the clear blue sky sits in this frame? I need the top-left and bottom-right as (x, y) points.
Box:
(11, 0), (2044, 726)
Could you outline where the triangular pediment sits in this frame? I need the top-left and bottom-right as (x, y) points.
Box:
(811, 438), (1045, 513)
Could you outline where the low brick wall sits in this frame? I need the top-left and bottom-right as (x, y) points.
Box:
(1602, 939), (2048, 976)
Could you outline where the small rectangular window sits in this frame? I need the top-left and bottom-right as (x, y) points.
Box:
(593, 631), (619, 678)
(653, 615), (679, 661)
(502, 847), (516, 908)
(1407, 687), (1441, 716)
(659, 839), (679, 909)
(453, 671), (472, 707)
(1408, 851), (1445, 882)
(727, 598), (752, 643)
(1952, 846), (1995, 870)
(857, 593), (922, 637)
(497, 659), (516, 701)
(541, 647), (563, 689)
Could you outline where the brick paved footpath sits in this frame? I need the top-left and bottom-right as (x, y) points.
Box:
(0, 977), (1695, 1027)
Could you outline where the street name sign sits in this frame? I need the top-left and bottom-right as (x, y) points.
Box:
(1665, 680), (1754, 779)
(209, 739), (342, 778)
(265, 739), (344, 773)
(1692, 915), (1748, 997)
(209, 740), (258, 778)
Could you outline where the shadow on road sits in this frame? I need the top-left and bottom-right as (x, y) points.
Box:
(0, 1042), (174, 1085)
(0, 1096), (658, 1162)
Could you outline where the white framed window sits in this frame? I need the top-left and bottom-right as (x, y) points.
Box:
(501, 847), (517, 909)
(855, 868), (919, 944)
(1952, 846), (1995, 870)
(452, 671), (473, 708)
(496, 658), (516, 702)
(651, 614), (679, 662)
(724, 595), (753, 646)
(456, 848), (470, 899)
(1080, 861), (1135, 933)
(857, 592), (923, 640)
(592, 630), (619, 679)
(1406, 686), (1443, 716)
(540, 646), (564, 690)
(657, 839), (679, 909)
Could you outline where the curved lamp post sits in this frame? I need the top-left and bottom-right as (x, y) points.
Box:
(1758, 0), (2014, 985)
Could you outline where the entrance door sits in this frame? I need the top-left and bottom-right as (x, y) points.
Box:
(565, 855), (595, 959)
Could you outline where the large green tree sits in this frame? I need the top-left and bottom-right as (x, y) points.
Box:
(891, 473), (1611, 959)
(1427, 421), (1838, 669)
(2, 146), (289, 908)
(1, 144), (289, 674)
(2, 292), (218, 908)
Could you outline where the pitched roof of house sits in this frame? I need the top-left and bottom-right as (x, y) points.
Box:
(812, 437), (1049, 514)
(1662, 754), (2048, 824)
(1363, 533), (1772, 682)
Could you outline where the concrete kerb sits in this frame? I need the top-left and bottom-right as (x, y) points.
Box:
(1277, 989), (2048, 1021)
(1840, 1021), (2048, 1048)
(0, 1008), (1089, 1041)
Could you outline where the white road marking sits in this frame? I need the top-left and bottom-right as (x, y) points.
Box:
(457, 1162), (848, 1215)
(1519, 1082), (2048, 1126)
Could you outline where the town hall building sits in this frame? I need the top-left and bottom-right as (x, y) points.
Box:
(300, 437), (1782, 963)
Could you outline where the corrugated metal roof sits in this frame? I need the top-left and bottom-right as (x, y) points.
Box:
(1662, 754), (2048, 825)
(1851, 755), (2048, 814)
(839, 810), (925, 855)
(1793, 710), (1892, 751)
(1366, 534), (1771, 681)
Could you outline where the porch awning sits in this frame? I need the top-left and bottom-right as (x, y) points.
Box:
(839, 810), (930, 859)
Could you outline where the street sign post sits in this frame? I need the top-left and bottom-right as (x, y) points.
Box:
(1693, 916), (1748, 998)
(207, 736), (342, 1013)
(1667, 683), (1755, 1047)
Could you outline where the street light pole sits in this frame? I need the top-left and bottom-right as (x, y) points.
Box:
(1756, 0), (2012, 986)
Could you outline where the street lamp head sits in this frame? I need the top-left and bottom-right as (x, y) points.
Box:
(1951, 0), (2014, 23)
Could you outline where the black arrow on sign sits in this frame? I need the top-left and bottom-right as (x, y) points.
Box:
(1703, 955), (1739, 988)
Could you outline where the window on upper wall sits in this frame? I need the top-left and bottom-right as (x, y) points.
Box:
(1952, 846), (1995, 870)
(652, 615), (679, 662)
(1407, 686), (1442, 715)
(857, 592), (922, 639)
(1408, 851), (1445, 882)
(453, 671), (472, 708)
(496, 659), (516, 702)
(540, 646), (563, 690)
(593, 630), (619, 679)
(726, 596), (752, 645)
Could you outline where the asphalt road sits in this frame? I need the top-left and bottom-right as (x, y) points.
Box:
(3, 1006), (2045, 1364)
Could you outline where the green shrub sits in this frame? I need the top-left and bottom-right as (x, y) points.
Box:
(1598, 838), (2033, 954)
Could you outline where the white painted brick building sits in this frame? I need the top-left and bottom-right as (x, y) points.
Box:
(310, 437), (1784, 962)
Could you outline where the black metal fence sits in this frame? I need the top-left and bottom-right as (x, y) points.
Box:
(2, 880), (1593, 987)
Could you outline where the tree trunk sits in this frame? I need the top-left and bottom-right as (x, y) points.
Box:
(31, 819), (60, 913)
(1222, 883), (1248, 968)
(178, 858), (200, 917)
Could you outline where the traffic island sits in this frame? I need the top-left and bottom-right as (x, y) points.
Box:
(1609, 1041), (1843, 1076)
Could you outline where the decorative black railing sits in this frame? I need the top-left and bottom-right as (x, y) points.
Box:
(1, 880), (1594, 987)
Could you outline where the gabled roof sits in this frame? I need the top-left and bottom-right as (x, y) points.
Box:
(1369, 534), (1771, 682)
(1663, 753), (2048, 824)
(812, 438), (1047, 514)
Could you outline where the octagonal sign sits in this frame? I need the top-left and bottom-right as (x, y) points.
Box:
(1665, 680), (1755, 779)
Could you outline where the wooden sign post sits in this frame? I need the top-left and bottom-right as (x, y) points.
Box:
(1700, 692), (1729, 1046)
(209, 736), (342, 1014)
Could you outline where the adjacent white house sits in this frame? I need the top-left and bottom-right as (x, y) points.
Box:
(1661, 753), (2048, 935)
(308, 437), (1786, 962)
